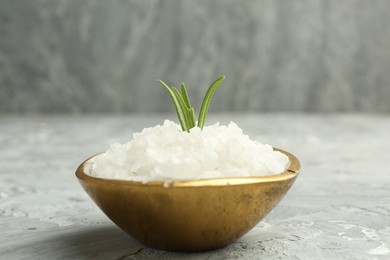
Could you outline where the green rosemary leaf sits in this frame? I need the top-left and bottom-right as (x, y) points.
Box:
(181, 82), (191, 109)
(181, 83), (196, 128)
(197, 76), (225, 129)
(172, 87), (192, 131)
(189, 107), (196, 128)
(157, 80), (189, 132)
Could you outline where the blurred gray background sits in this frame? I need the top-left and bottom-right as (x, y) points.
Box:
(1, 0), (390, 114)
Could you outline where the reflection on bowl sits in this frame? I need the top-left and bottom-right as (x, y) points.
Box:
(76, 148), (300, 252)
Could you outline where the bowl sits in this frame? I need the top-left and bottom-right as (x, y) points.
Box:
(75, 148), (300, 252)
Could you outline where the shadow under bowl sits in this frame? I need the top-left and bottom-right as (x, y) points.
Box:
(75, 148), (300, 252)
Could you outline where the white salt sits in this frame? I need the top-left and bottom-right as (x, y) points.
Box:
(85, 120), (290, 182)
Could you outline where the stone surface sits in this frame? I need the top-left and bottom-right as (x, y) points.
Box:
(0, 113), (389, 259)
(1, 0), (390, 114)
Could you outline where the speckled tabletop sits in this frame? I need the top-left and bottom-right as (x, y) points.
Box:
(1, 114), (389, 260)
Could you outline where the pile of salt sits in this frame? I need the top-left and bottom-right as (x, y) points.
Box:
(85, 120), (289, 182)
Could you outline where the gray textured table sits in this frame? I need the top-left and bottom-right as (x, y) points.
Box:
(1, 114), (389, 259)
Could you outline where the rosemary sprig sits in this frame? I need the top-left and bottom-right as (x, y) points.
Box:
(157, 75), (225, 132)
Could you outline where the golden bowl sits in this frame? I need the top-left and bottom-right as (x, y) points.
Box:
(75, 148), (300, 252)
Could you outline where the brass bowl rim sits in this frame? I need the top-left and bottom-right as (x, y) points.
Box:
(76, 147), (300, 187)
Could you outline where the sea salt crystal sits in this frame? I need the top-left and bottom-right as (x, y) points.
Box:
(84, 120), (290, 182)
